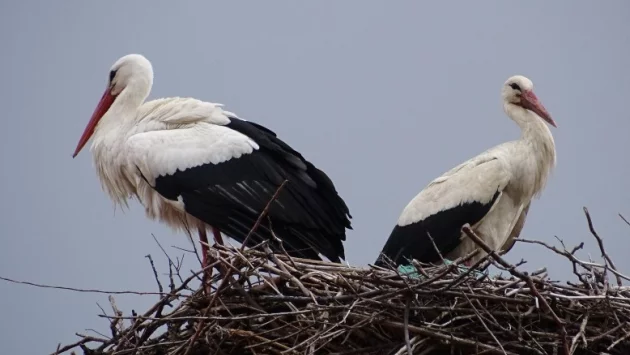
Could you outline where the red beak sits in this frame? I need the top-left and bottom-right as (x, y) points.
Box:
(72, 89), (116, 158)
(520, 90), (557, 128)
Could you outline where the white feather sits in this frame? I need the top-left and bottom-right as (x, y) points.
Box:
(398, 153), (511, 226)
(126, 123), (259, 185)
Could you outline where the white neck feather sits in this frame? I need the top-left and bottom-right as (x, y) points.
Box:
(98, 77), (152, 132)
(504, 102), (557, 197)
(89, 75), (153, 207)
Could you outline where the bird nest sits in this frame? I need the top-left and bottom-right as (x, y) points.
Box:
(55, 209), (630, 355)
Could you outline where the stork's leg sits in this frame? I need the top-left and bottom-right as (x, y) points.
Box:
(210, 227), (229, 279)
(198, 228), (210, 270)
(198, 228), (213, 295)
(198, 227), (227, 296)
(212, 227), (224, 246)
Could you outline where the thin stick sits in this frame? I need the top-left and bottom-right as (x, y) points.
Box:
(403, 298), (412, 355)
(240, 179), (289, 252)
(0, 276), (164, 296)
(144, 254), (164, 295)
(584, 207), (623, 286)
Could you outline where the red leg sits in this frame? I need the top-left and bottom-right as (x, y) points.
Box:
(198, 227), (225, 296)
(211, 227), (228, 277)
(212, 227), (224, 246)
(198, 228), (213, 295)
(198, 228), (210, 269)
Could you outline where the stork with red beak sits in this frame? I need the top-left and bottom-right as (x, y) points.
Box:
(73, 54), (352, 282)
(375, 75), (557, 268)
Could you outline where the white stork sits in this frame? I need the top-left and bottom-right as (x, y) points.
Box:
(375, 75), (557, 268)
(72, 54), (352, 275)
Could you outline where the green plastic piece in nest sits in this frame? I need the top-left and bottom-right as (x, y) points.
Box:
(397, 264), (420, 278)
(397, 260), (486, 279)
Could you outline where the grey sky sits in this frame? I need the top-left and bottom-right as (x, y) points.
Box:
(1, 1), (629, 354)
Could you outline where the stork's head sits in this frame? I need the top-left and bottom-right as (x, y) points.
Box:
(502, 75), (556, 128)
(108, 54), (154, 96)
(72, 54), (154, 158)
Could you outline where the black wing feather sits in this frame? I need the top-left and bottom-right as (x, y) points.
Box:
(153, 117), (352, 262)
(375, 190), (501, 267)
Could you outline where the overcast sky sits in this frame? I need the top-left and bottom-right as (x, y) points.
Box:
(1, 1), (629, 354)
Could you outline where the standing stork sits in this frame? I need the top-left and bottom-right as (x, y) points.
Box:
(375, 75), (557, 268)
(72, 54), (352, 278)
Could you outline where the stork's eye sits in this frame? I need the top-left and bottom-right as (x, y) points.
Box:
(109, 70), (117, 82)
(510, 83), (521, 91)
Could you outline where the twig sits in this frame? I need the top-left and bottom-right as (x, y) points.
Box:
(584, 207), (623, 287)
(569, 313), (589, 354)
(0, 276), (164, 296)
(151, 233), (184, 286)
(403, 298), (412, 355)
(50, 337), (94, 355)
(240, 179), (289, 252)
(145, 254), (164, 295)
